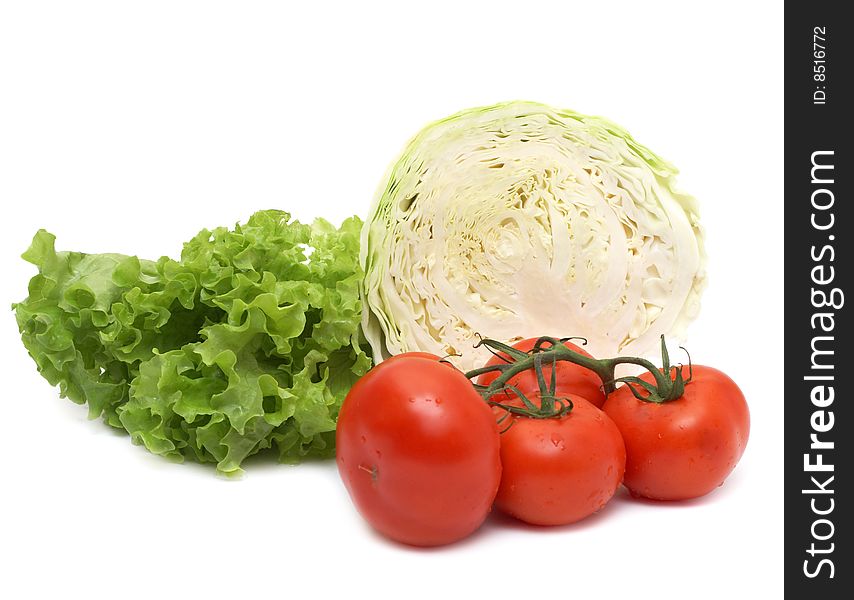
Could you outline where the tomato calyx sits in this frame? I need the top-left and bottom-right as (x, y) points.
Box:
(465, 335), (694, 407)
(467, 339), (577, 423)
(614, 337), (694, 404)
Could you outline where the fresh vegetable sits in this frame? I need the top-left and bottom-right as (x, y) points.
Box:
(383, 351), (442, 363)
(471, 335), (749, 502)
(13, 210), (371, 475)
(493, 395), (625, 526)
(476, 337), (606, 407)
(603, 364), (750, 500)
(336, 354), (501, 546)
(13, 95), (745, 540)
(361, 101), (706, 372)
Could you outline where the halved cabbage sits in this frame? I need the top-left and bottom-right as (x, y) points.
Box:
(362, 101), (706, 371)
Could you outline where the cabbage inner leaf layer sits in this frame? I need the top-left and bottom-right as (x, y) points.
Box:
(362, 102), (706, 370)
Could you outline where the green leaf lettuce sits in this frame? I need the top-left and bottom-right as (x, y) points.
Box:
(13, 210), (371, 475)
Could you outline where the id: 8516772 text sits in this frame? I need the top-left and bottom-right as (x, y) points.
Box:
(813, 26), (827, 105)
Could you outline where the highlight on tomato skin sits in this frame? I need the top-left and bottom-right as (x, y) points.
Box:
(492, 395), (626, 526)
(335, 356), (502, 547)
(603, 365), (750, 501)
(381, 351), (443, 364)
(477, 337), (607, 408)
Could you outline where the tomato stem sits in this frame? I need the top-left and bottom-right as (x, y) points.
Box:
(465, 335), (694, 412)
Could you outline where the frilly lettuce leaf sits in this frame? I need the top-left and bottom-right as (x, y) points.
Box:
(13, 210), (371, 475)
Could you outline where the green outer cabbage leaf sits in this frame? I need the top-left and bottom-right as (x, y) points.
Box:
(362, 101), (706, 371)
(13, 210), (371, 475)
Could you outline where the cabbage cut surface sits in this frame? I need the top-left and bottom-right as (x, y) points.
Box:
(362, 102), (706, 371)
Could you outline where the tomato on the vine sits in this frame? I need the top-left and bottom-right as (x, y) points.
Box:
(477, 337), (606, 407)
(493, 394), (626, 526)
(603, 365), (749, 501)
(336, 354), (501, 546)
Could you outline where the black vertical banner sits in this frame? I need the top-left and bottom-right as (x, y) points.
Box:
(785, 3), (851, 597)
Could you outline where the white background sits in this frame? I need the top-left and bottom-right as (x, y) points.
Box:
(0, 1), (783, 598)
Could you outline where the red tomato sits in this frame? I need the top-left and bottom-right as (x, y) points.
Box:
(494, 395), (626, 526)
(603, 365), (749, 501)
(382, 351), (442, 363)
(477, 338), (606, 408)
(336, 356), (501, 546)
